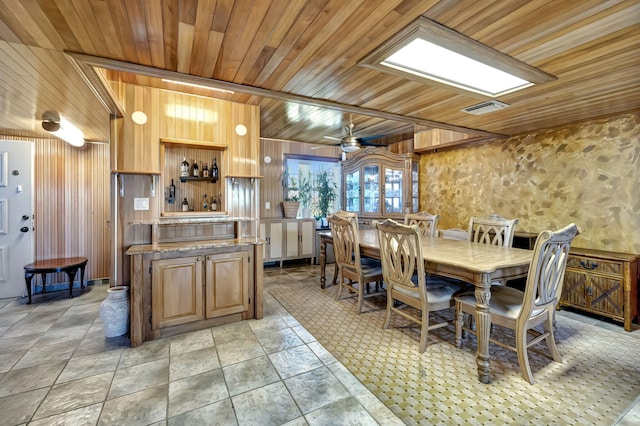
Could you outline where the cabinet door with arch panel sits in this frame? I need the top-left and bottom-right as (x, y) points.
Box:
(151, 256), (203, 329)
(205, 251), (249, 319)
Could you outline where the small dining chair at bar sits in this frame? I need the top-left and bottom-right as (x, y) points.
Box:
(454, 223), (579, 384)
(404, 211), (439, 237)
(375, 219), (464, 353)
(329, 214), (384, 314)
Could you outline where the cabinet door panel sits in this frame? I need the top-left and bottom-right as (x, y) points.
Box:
(588, 275), (623, 316)
(152, 256), (203, 329)
(285, 221), (299, 258)
(205, 251), (249, 318)
(270, 222), (283, 259)
(300, 220), (315, 257)
(561, 270), (588, 307)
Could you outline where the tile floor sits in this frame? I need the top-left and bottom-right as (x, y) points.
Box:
(1, 262), (638, 425)
(0, 267), (402, 425)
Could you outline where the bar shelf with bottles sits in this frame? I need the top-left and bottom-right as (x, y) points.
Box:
(162, 145), (224, 215)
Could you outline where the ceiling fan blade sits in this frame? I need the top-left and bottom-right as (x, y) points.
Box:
(323, 136), (341, 141)
(359, 134), (386, 142)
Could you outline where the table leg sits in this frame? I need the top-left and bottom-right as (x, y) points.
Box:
(320, 239), (327, 288)
(80, 264), (86, 289)
(40, 273), (47, 293)
(24, 273), (34, 304)
(66, 269), (77, 299)
(475, 274), (493, 384)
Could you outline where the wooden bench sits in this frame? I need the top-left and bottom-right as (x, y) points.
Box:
(23, 257), (88, 304)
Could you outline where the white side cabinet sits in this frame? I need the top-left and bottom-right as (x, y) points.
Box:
(261, 219), (315, 266)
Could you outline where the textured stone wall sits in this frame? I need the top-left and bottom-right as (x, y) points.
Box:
(420, 112), (640, 254)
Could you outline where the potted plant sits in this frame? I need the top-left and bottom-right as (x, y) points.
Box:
(314, 169), (338, 226)
(282, 171), (300, 218)
(298, 171), (313, 218)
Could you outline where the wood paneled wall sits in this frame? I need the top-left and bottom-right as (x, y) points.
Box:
(1, 135), (110, 284)
(111, 83), (261, 286)
(111, 81), (260, 177)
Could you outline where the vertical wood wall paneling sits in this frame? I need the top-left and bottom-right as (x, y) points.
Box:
(0, 135), (110, 285)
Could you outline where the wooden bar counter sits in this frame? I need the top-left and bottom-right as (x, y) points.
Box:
(126, 238), (264, 347)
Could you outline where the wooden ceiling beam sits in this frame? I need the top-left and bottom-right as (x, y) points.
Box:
(65, 50), (504, 139)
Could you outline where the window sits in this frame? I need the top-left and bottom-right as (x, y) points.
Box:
(285, 154), (341, 218)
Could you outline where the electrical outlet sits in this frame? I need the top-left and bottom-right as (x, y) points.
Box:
(134, 198), (149, 210)
(265, 201), (270, 209)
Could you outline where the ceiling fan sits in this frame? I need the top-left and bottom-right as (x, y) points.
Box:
(312, 116), (386, 152)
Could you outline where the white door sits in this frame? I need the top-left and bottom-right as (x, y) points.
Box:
(0, 141), (34, 299)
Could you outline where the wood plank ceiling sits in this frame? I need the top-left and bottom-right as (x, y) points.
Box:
(0, 1), (638, 148)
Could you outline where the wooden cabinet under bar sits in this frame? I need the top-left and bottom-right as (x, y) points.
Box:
(126, 238), (264, 347)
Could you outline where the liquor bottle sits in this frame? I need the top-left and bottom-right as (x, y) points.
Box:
(211, 195), (218, 211)
(169, 179), (176, 200)
(202, 194), (208, 211)
(212, 157), (219, 180)
(202, 162), (209, 178)
(181, 197), (189, 212)
(192, 161), (199, 177)
(180, 157), (189, 177)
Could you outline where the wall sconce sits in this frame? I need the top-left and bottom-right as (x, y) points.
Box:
(41, 111), (85, 147)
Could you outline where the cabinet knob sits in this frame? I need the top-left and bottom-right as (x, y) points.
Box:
(206, 256), (212, 261)
(197, 257), (202, 262)
(586, 286), (593, 296)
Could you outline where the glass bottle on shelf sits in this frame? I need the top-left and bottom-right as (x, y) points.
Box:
(202, 194), (209, 211)
(192, 161), (199, 177)
(211, 195), (218, 211)
(168, 179), (176, 202)
(181, 197), (189, 212)
(180, 157), (189, 177)
(202, 162), (209, 177)
(212, 157), (219, 180)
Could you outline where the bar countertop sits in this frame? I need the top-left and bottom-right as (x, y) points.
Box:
(125, 237), (265, 255)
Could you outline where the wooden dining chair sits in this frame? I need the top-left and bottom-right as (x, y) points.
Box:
(375, 218), (464, 353)
(468, 213), (520, 286)
(454, 223), (579, 384)
(404, 211), (439, 237)
(329, 214), (384, 314)
(468, 213), (519, 247)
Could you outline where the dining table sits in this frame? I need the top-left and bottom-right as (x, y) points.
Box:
(318, 229), (534, 384)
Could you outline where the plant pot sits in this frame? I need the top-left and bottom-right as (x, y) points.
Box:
(282, 201), (300, 218)
(99, 286), (129, 338)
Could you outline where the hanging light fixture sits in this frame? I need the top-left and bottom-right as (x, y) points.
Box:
(41, 111), (85, 147)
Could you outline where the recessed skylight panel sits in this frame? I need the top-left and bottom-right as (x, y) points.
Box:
(382, 39), (532, 97)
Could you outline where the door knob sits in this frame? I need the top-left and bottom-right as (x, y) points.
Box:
(22, 215), (29, 220)
(20, 226), (29, 233)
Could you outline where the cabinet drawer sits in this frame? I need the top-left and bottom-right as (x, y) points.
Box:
(566, 256), (623, 276)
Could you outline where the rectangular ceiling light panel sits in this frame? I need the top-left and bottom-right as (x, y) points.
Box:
(360, 17), (556, 98)
(382, 39), (532, 96)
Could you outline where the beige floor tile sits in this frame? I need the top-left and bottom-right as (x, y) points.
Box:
(108, 358), (169, 399)
(119, 338), (170, 369)
(304, 396), (378, 426)
(284, 366), (351, 414)
(231, 381), (301, 426)
(168, 369), (228, 418)
(34, 371), (113, 420)
(169, 329), (214, 356)
(98, 384), (168, 426)
(167, 398), (237, 425)
(169, 347), (220, 381)
(268, 345), (323, 379)
(13, 339), (80, 369)
(0, 388), (49, 425)
(57, 350), (122, 384)
(223, 355), (281, 396)
(28, 402), (103, 426)
(0, 360), (66, 398)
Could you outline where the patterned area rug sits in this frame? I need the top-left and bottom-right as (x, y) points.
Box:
(269, 275), (640, 425)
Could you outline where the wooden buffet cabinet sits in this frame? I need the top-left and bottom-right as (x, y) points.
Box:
(126, 237), (263, 347)
(560, 247), (639, 331)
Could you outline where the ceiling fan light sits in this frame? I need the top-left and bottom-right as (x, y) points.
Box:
(340, 140), (360, 152)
